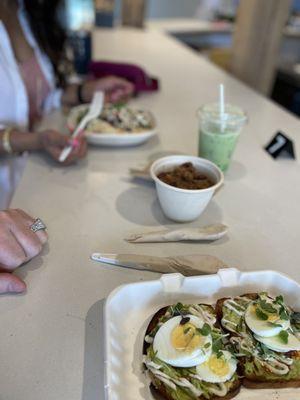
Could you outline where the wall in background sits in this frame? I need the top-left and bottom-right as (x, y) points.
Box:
(113, 0), (200, 20)
(64, 0), (300, 30)
(147, 0), (200, 18)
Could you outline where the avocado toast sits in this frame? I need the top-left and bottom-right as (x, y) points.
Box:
(143, 302), (241, 400)
(216, 293), (300, 389)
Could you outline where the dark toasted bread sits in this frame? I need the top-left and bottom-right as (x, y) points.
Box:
(243, 378), (300, 389)
(144, 304), (242, 400)
(216, 294), (300, 390)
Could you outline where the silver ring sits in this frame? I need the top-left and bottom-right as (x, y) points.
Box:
(30, 218), (47, 233)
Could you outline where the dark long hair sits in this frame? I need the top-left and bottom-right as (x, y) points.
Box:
(23, 0), (69, 86)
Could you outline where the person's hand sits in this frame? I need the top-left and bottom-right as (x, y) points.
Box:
(82, 76), (135, 104)
(0, 273), (26, 294)
(0, 209), (48, 294)
(39, 130), (87, 165)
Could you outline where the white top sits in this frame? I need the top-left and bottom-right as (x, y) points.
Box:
(1, 27), (300, 400)
(0, 1), (62, 209)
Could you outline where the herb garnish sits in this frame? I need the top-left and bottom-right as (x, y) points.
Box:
(255, 308), (268, 321)
(259, 300), (277, 314)
(184, 327), (191, 334)
(172, 302), (184, 316)
(260, 343), (271, 357)
(216, 350), (223, 359)
(212, 337), (223, 353)
(278, 330), (289, 344)
(196, 323), (211, 336)
(275, 295), (284, 304)
(279, 308), (289, 321)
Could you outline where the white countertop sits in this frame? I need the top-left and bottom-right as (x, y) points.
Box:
(1, 27), (300, 400)
(146, 18), (233, 34)
(146, 17), (300, 37)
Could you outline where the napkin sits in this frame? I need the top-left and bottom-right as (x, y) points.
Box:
(125, 224), (228, 243)
(91, 253), (227, 276)
(129, 163), (152, 181)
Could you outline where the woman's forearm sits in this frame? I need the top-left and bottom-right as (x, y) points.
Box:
(0, 129), (42, 155)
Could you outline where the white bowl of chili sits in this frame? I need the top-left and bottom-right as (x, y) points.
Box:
(150, 155), (224, 222)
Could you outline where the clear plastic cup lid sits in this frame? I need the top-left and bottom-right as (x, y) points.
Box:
(198, 103), (247, 125)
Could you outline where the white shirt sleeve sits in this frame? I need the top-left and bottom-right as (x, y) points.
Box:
(43, 87), (63, 113)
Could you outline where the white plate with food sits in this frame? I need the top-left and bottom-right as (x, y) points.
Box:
(104, 268), (300, 400)
(67, 104), (157, 147)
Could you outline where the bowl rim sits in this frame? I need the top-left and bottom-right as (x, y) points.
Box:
(150, 155), (224, 194)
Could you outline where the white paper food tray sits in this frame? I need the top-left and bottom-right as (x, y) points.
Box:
(104, 268), (300, 400)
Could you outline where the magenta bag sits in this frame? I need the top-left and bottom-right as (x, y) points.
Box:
(89, 61), (159, 94)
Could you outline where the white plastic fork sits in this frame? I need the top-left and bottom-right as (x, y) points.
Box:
(59, 91), (104, 163)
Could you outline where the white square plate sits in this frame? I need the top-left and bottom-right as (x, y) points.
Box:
(104, 268), (300, 400)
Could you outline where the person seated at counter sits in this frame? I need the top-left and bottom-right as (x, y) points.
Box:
(0, 0), (134, 209)
(0, 209), (47, 294)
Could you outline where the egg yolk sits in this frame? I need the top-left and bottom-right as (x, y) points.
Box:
(171, 323), (203, 352)
(208, 354), (230, 376)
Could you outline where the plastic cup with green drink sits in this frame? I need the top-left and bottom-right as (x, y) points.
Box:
(198, 85), (247, 172)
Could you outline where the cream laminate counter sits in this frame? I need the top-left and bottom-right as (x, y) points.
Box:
(1, 27), (300, 400)
(146, 17), (300, 37)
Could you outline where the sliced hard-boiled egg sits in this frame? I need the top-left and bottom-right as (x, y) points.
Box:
(153, 315), (212, 367)
(245, 302), (290, 337)
(255, 332), (300, 353)
(195, 350), (237, 383)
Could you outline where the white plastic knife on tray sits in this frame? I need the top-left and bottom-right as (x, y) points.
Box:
(91, 253), (227, 276)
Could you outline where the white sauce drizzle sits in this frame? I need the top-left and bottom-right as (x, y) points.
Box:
(189, 305), (216, 326)
(144, 335), (153, 344)
(223, 300), (245, 316)
(222, 318), (238, 327)
(144, 358), (203, 397)
(259, 359), (290, 375)
(207, 382), (227, 396)
(190, 375), (229, 397)
(147, 369), (177, 390)
(229, 336), (293, 376)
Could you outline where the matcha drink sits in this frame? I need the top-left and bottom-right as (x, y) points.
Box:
(198, 103), (247, 172)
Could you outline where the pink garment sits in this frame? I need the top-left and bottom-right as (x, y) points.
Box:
(19, 54), (51, 128)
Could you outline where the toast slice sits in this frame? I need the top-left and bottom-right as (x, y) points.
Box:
(216, 293), (300, 389)
(143, 303), (241, 400)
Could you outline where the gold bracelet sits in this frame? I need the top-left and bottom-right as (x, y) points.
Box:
(2, 127), (13, 154)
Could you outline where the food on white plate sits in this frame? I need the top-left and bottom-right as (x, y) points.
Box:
(254, 331), (300, 353)
(245, 295), (290, 337)
(216, 292), (300, 389)
(143, 302), (241, 400)
(153, 315), (213, 367)
(74, 103), (155, 134)
(195, 350), (237, 383)
(143, 294), (300, 399)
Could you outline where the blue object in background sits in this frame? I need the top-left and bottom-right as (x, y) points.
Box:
(292, 0), (300, 13)
(68, 30), (92, 75)
(95, 11), (114, 27)
(64, 0), (95, 30)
